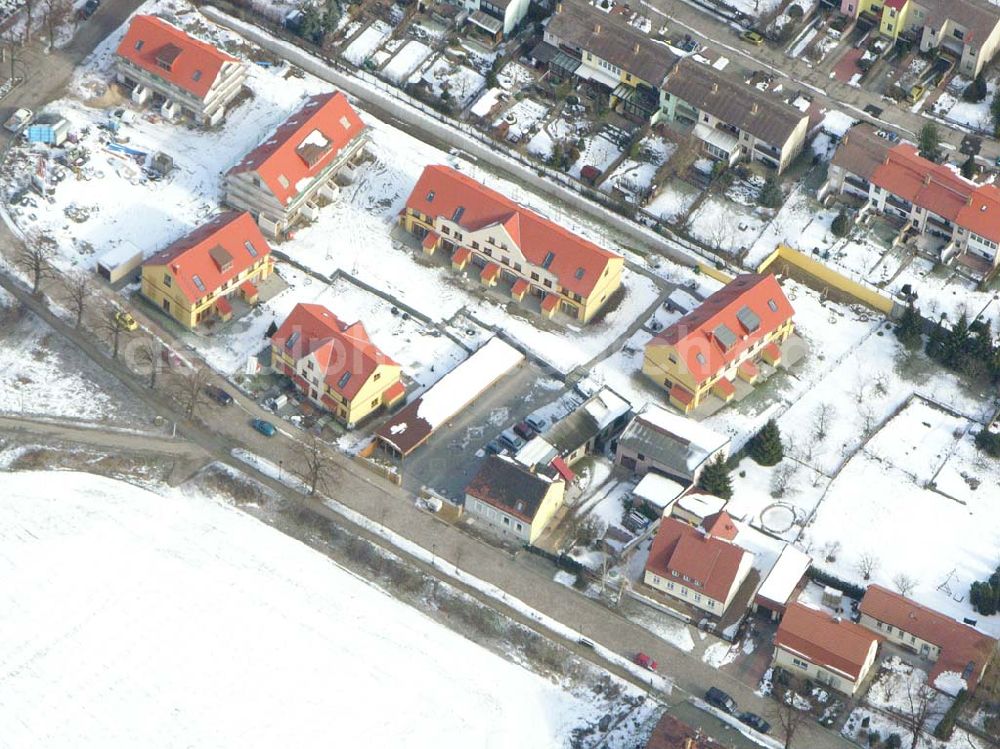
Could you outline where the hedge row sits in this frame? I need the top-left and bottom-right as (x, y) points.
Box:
(807, 567), (867, 601)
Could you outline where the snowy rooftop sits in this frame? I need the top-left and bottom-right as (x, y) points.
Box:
(674, 492), (726, 519)
(756, 544), (812, 608)
(636, 404), (730, 457)
(514, 436), (557, 469)
(632, 473), (686, 511)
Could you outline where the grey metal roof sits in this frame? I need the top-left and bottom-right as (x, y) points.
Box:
(662, 58), (807, 149)
(545, 0), (679, 85)
(618, 412), (725, 481)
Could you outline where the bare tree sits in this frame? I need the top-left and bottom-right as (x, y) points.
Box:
(16, 239), (56, 295)
(172, 366), (212, 419)
(900, 681), (939, 749)
(856, 552), (880, 581)
(824, 540), (842, 564)
(873, 370), (891, 398)
(859, 403), (878, 435)
(134, 338), (162, 389)
(296, 432), (337, 496)
(664, 131), (698, 181)
(893, 573), (917, 597)
(811, 402), (835, 443)
(705, 216), (734, 253)
(98, 307), (132, 359)
(60, 274), (90, 328)
(770, 462), (798, 498)
(21, 0), (36, 43)
(852, 372), (872, 404)
(773, 692), (810, 749)
(40, 0), (72, 50)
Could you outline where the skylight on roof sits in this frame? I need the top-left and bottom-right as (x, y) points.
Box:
(192, 275), (206, 293)
(192, 69), (202, 82)
(339, 115), (352, 130)
(285, 331), (300, 349)
(767, 298), (778, 312)
(695, 352), (707, 365)
(713, 324), (738, 351)
(542, 251), (555, 269)
(452, 206), (465, 222)
(574, 267), (585, 280)
(245, 240), (258, 257)
(338, 372), (352, 388)
(134, 40), (144, 51)
(426, 191), (435, 202)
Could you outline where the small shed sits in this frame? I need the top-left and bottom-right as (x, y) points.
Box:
(26, 114), (70, 146)
(631, 472), (686, 515)
(96, 241), (144, 284)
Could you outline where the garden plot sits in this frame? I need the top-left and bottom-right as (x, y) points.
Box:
(342, 20), (392, 65)
(600, 136), (674, 198)
(685, 197), (769, 255)
(725, 458), (830, 542)
(570, 130), (626, 179)
(0, 470), (654, 749)
(800, 415), (1000, 637)
(497, 61), (535, 91)
(882, 255), (1000, 331)
(745, 189), (843, 268)
(935, 78), (997, 131)
(526, 115), (587, 160)
(494, 98), (551, 142)
(414, 56), (486, 108)
(382, 40), (433, 84)
(933, 428), (1000, 504)
(645, 181), (700, 223)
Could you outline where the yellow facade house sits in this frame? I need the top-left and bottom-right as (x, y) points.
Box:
(643, 274), (795, 412)
(140, 211), (274, 330)
(270, 302), (405, 428)
(464, 455), (565, 545)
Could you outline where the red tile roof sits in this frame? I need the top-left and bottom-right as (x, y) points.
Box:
(215, 296), (232, 316)
(859, 585), (997, 691)
(541, 293), (560, 312)
(551, 456), (575, 482)
(511, 278), (530, 296)
(702, 511), (738, 541)
(271, 302), (397, 401)
(650, 274), (794, 384)
(871, 144), (1000, 244)
(884, 0), (907, 9)
(116, 15), (238, 100)
(404, 165), (622, 297)
(645, 714), (726, 749)
(229, 92), (366, 206)
(776, 603), (880, 681)
(481, 262), (501, 281)
(383, 379), (406, 404)
(645, 516), (748, 603)
(144, 211), (271, 303)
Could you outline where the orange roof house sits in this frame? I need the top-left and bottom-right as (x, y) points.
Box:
(140, 211), (274, 329)
(225, 92), (369, 237)
(858, 585), (998, 695)
(400, 165), (624, 323)
(114, 15), (247, 126)
(270, 303), (403, 427)
(644, 516), (754, 616)
(773, 603), (881, 695)
(643, 274), (795, 412)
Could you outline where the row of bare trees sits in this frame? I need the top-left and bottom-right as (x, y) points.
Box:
(9, 0), (75, 47)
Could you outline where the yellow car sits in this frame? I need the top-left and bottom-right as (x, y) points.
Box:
(741, 30), (764, 46)
(115, 310), (138, 331)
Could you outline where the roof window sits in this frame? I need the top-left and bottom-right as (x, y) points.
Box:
(245, 240), (258, 257)
(767, 298), (778, 312)
(134, 40), (144, 51)
(695, 352), (707, 365)
(192, 70), (202, 82)
(339, 115), (352, 130)
(338, 372), (352, 388)
(452, 206), (465, 222)
(285, 331), (300, 349)
(426, 191), (435, 202)
(192, 275), (206, 293)
(574, 267), (585, 280)
(542, 251), (555, 269)
(277, 175), (289, 188)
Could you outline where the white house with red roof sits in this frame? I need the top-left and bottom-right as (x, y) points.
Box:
(114, 15), (247, 126)
(400, 165), (624, 324)
(643, 274), (795, 412)
(644, 513), (754, 617)
(270, 303), (404, 427)
(826, 124), (1000, 279)
(140, 211), (274, 329)
(225, 92), (368, 237)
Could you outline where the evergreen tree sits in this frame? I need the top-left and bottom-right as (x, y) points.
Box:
(925, 318), (946, 362)
(918, 123), (940, 161)
(992, 89), (1000, 137)
(758, 175), (783, 209)
(749, 419), (784, 466)
(698, 455), (733, 500)
(963, 73), (988, 103)
(940, 313), (970, 369)
(895, 303), (923, 348)
(961, 155), (977, 179)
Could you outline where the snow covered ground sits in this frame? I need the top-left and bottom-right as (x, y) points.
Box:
(414, 56), (486, 108)
(601, 136), (673, 197)
(571, 131), (625, 179)
(342, 21), (392, 65)
(0, 471), (654, 748)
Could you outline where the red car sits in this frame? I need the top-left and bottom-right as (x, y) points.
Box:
(634, 652), (658, 671)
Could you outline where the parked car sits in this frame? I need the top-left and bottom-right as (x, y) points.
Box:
(513, 421), (535, 440)
(498, 429), (525, 452)
(79, 0), (100, 18)
(4, 108), (32, 133)
(484, 439), (504, 455)
(524, 414), (547, 433)
(205, 384), (234, 406)
(251, 418), (276, 437)
(738, 712), (771, 734)
(114, 310), (138, 331)
(705, 687), (737, 714)
(634, 652), (658, 671)
(907, 84), (926, 104)
(740, 30), (764, 46)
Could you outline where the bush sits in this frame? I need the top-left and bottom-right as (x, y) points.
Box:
(975, 429), (1000, 457)
(970, 566), (1000, 616)
(807, 566), (866, 600)
(758, 175), (783, 208)
(831, 210), (851, 238)
(787, 4), (804, 19)
(933, 689), (968, 740)
(963, 74), (988, 103)
(884, 734), (902, 749)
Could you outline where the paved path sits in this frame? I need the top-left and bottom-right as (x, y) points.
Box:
(0, 414), (200, 457)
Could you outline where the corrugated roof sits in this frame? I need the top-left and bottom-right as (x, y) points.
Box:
(648, 274), (794, 384)
(143, 211), (270, 303)
(859, 585), (997, 692)
(618, 405), (729, 480)
(775, 603), (879, 681)
(115, 15), (238, 100)
(229, 92), (366, 206)
(271, 303), (396, 401)
(663, 58), (807, 148)
(404, 166), (621, 298)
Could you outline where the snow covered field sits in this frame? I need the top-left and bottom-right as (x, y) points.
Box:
(0, 471), (651, 748)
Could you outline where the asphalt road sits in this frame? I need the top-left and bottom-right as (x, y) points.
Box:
(0, 6), (857, 748)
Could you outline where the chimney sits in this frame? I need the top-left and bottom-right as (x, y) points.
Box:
(594, 22), (601, 34)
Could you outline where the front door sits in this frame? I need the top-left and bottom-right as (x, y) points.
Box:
(162, 299), (170, 313)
